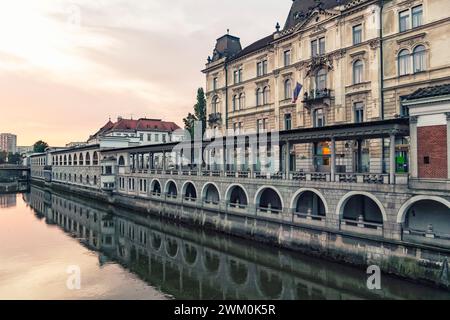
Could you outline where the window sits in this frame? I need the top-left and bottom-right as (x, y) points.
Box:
(353, 60), (363, 84)
(257, 119), (263, 133)
(316, 69), (327, 90)
(319, 37), (326, 55)
(212, 96), (219, 113)
(313, 109), (325, 128)
(256, 88), (263, 106)
(139, 133), (144, 141)
(234, 70), (239, 84)
(311, 39), (318, 57)
(262, 86), (269, 105)
(412, 5), (423, 28)
(354, 102), (364, 123)
(284, 79), (292, 100)
(155, 134), (159, 142)
(398, 49), (410, 75)
(232, 95), (238, 111)
(284, 113), (292, 130)
(238, 69), (242, 83)
(162, 135), (167, 143)
(284, 50), (291, 66)
(413, 45), (426, 73)
(213, 77), (218, 90)
(238, 93), (245, 110)
(147, 134), (152, 141)
(257, 60), (268, 76)
(353, 24), (362, 45)
(399, 10), (410, 32)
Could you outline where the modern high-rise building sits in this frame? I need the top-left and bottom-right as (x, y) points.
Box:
(0, 133), (17, 154)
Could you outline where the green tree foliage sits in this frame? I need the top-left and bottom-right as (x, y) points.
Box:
(7, 153), (22, 165)
(183, 88), (206, 138)
(33, 140), (49, 153)
(0, 151), (7, 164)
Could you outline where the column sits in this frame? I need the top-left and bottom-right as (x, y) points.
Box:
(330, 138), (336, 182)
(447, 113), (450, 179)
(285, 141), (290, 177)
(389, 133), (396, 185)
(162, 151), (166, 171)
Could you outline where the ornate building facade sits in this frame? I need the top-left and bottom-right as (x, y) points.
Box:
(203, 0), (450, 174)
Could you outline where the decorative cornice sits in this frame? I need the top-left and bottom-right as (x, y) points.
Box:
(396, 32), (427, 45)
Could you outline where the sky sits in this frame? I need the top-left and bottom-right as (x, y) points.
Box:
(0, 0), (291, 146)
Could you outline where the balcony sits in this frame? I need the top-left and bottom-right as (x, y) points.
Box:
(302, 89), (332, 107)
(208, 112), (222, 125)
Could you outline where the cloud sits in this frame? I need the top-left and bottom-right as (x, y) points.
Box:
(0, 0), (290, 145)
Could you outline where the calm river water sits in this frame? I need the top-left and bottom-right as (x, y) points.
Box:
(0, 186), (449, 300)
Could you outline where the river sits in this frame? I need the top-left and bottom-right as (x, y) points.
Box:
(0, 185), (449, 300)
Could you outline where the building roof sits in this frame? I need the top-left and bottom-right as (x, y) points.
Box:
(230, 34), (275, 61)
(284, 0), (351, 30)
(406, 84), (450, 100)
(91, 118), (181, 139)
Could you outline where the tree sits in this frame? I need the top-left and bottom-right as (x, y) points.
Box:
(33, 140), (49, 153)
(7, 153), (22, 165)
(183, 88), (206, 137)
(0, 151), (7, 164)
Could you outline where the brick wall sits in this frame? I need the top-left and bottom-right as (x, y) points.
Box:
(417, 125), (448, 179)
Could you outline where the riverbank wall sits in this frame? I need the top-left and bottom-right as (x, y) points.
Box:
(33, 179), (450, 291)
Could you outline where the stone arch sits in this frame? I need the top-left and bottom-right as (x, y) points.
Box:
(256, 269), (283, 299)
(203, 249), (220, 273)
(165, 179), (178, 198)
(228, 259), (249, 286)
(93, 151), (99, 165)
(202, 182), (221, 204)
(150, 179), (162, 196)
(85, 152), (91, 166)
(181, 181), (198, 201)
(397, 196), (450, 224)
(79, 153), (84, 166)
(254, 186), (284, 213)
(151, 233), (162, 251)
(336, 191), (387, 223)
(225, 184), (249, 207)
(290, 188), (329, 216)
(182, 243), (198, 266)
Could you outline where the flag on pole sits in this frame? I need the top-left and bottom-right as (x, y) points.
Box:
(292, 82), (303, 103)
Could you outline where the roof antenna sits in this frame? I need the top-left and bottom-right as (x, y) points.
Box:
(227, 28), (230, 35)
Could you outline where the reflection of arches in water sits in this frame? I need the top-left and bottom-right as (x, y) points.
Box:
(229, 259), (248, 285)
(184, 244), (198, 265)
(405, 199), (450, 235)
(166, 238), (179, 258)
(204, 250), (220, 273)
(203, 183), (220, 204)
(258, 270), (283, 299)
(296, 283), (326, 300)
(341, 194), (384, 224)
(151, 234), (162, 251)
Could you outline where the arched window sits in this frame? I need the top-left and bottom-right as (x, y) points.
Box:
(63, 155), (67, 166)
(262, 86), (270, 105)
(93, 175), (97, 186)
(118, 156), (125, 166)
(284, 79), (292, 100)
(353, 60), (363, 84)
(68, 155), (72, 166)
(398, 49), (410, 76)
(232, 95), (238, 112)
(93, 152), (98, 165)
(316, 69), (327, 90)
(73, 154), (78, 166)
(212, 96), (219, 114)
(85, 153), (91, 166)
(413, 45), (426, 73)
(79, 153), (84, 166)
(256, 88), (262, 106)
(238, 93), (245, 110)
(86, 175), (90, 185)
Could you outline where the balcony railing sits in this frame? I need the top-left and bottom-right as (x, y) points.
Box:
(302, 89), (332, 104)
(208, 112), (222, 125)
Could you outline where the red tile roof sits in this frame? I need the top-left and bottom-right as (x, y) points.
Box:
(92, 118), (180, 139)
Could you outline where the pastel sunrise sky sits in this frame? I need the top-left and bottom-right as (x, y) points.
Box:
(0, 0), (291, 146)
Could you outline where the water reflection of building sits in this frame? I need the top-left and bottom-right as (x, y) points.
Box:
(25, 185), (450, 300)
(0, 194), (16, 208)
